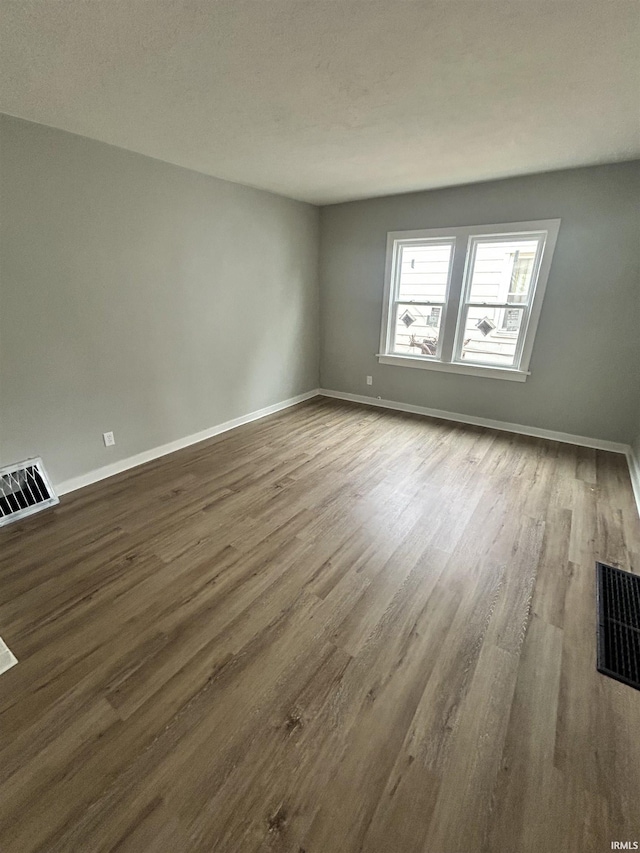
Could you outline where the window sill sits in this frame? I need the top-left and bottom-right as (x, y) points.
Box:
(376, 354), (530, 382)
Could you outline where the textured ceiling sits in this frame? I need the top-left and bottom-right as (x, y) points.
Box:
(1, 1), (639, 204)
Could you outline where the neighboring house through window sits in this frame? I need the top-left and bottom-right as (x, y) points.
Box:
(378, 219), (561, 381)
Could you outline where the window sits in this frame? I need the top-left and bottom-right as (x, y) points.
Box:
(378, 220), (560, 381)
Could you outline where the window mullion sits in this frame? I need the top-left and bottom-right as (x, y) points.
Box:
(439, 239), (468, 363)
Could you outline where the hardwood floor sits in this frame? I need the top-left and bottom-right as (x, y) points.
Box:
(0, 397), (639, 852)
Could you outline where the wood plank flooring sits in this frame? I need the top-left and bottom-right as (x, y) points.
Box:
(0, 397), (639, 852)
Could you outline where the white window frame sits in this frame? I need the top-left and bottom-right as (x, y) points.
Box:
(377, 219), (561, 382)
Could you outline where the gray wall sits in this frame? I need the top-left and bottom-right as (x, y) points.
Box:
(0, 115), (320, 485)
(1, 114), (638, 499)
(320, 162), (640, 444)
(636, 268), (640, 462)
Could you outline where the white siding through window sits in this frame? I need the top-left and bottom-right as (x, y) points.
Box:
(391, 241), (453, 358)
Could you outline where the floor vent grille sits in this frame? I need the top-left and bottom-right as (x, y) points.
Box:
(596, 561), (640, 691)
(0, 458), (59, 527)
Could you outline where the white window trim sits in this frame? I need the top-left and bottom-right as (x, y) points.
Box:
(377, 219), (561, 381)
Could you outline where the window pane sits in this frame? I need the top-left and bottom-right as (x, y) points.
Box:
(398, 243), (453, 303)
(392, 303), (443, 357)
(457, 306), (524, 367)
(467, 239), (539, 304)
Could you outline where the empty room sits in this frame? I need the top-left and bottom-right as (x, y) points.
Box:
(1, 1), (639, 851)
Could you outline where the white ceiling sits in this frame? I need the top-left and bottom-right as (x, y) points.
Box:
(1, 1), (639, 205)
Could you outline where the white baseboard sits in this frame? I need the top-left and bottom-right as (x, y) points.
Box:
(318, 388), (631, 455)
(55, 389), (320, 496)
(627, 449), (640, 520)
(53, 384), (640, 523)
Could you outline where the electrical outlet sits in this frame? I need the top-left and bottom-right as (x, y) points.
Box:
(366, 375), (373, 385)
(103, 431), (115, 447)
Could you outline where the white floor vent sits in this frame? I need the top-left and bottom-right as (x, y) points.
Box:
(0, 457), (59, 527)
(0, 636), (18, 675)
